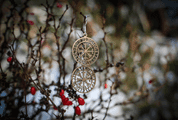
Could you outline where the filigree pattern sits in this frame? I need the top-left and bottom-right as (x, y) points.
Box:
(71, 66), (96, 93)
(72, 36), (99, 66)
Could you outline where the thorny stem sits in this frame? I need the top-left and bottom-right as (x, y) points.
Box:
(101, 12), (109, 86)
(80, 12), (87, 34)
(103, 83), (114, 120)
(24, 81), (27, 116)
(61, 17), (75, 52)
(9, 46), (60, 114)
(102, 20), (109, 65)
(53, 5), (69, 87)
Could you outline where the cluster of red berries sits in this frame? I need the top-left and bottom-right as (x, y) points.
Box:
(59, 89), (85, 115)
(7, 57), (37, 96)
(75, 97), (85, 115)
(30, 87), (85, 115)
(60, 89), (73, 106)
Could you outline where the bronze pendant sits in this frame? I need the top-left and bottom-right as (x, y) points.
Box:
(71, 66), (96, 93)
(72, 35), (99, 66)
(71, 34), (99, 93)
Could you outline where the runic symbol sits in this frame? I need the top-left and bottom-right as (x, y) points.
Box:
(72, 36), (99, 66)
(78, 43), (93, 60)
(71, 66), (96, 93)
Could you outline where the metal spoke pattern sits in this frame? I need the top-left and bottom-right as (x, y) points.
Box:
(72, 36), (99, 66)
(71, 66), (96, 93)
(71, 35), (98, 93)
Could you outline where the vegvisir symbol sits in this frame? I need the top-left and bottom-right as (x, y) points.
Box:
(78, 42), (93, 60)
(71, 66), (96, 93)
(72, 35), (99, 66)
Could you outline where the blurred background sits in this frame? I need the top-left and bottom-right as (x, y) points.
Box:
(0, 0), (178, 119)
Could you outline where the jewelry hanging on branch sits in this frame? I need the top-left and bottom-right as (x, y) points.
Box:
(72, 34), (99, 66)
(71, 15), (99, 93)
(71, 66), (96, 93)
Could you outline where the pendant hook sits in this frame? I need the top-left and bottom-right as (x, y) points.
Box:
(84, 16), (88, 36)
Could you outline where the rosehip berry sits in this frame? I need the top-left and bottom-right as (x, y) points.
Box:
(149, 80), (153, 84)
(7, 57), (12, 63)
(61, 95), (65, 100)
(30, 87), (36, 95)
(75, 106), (81, 115)
(66, 101), (73, 106)
(60, 89), (64, 96)
(64, 98), (69, 102)
(104, 83), (107, 89)
(27, 20), (34, 25)
(53, 106), (58, 110)
(62, 98), (69, 105)
(30, 13), (34, 15)
(78, 97), (85, 105)
(57, 3), (62, 8)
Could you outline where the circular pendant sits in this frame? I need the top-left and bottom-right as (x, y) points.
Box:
(71, 66), (96, 93)
(72, 36), (99, 66)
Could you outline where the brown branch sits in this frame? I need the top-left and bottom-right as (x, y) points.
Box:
(103, 82), (114, 120)
(61, 17), (75, 52)
(80, 12), (87, 34)
(24, 81), (27, 116)
(9, 46), (60, 116)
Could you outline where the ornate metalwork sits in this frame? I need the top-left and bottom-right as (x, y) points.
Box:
(72, 35), (99, 66)
(71, 66), (96, 93)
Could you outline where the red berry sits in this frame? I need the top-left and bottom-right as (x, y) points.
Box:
(27, 20), (34, 25)
(53, 106), (58, 110)
(104, 83), (107, 89)
(60, 89), (64, 96)
(30, 13), (34, 15)
(61, 95), (65, 100)
(57, 3), (62, 8)
(41, 40), (44, 45)
(30, 87), (36, 95)
(149, 80), (153, 84)
(66, 101), (73, 106)
(75, 106), (81, 115)
(78, 97), (85, 105)
(7, 57), (12, 63)
(62, 98), (69, 105)
(64, 97), (69, 102)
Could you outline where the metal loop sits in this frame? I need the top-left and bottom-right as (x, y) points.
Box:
(84, 16), (88, 35)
